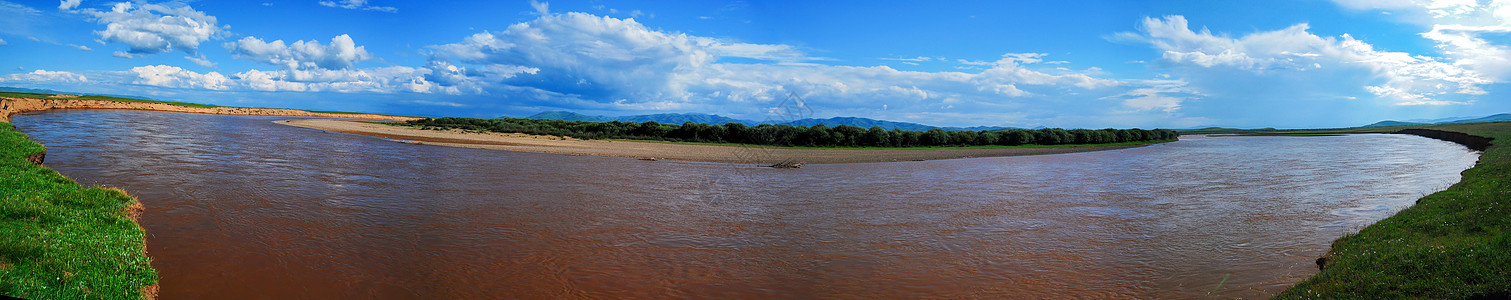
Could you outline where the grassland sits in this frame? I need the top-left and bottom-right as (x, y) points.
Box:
(1278, 122), (1511, 298)
(0, 122), (157, 299)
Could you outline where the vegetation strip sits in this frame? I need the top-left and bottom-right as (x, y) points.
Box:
(0, 122), (157, 299)
(1278, 122), (1511, 298)
(405, 117), (1179, 148)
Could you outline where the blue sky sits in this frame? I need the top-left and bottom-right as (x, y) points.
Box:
(1, 0), (1508, 128)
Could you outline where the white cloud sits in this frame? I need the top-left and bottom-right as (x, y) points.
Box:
(1, 69), (88, 83)
(1, 2), (42, 37)
(432, 12), (720, 100)
(81, 2), (219, 57)
(226, 34), (373, 70)
(58, 0), (80, 10)
(1121, 15), (1487, 105)
(530, 0), (548, 15)
(419, 10), (1179, 127)
(410, 100), (467, 107)
(1, 1), (39, 15)
(0, 38), (7, 45)
(1101, 79), (1202, 113)
(318, 0), (396, 13)
(185, 55), (216, 67)
(1330, 0), (1511, 80)
(130, 65), (230, 90)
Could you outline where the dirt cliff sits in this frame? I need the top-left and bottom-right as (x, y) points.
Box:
(0, 96), (418, 122)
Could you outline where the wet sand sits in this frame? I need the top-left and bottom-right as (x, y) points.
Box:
(277, 118), (1159, 164)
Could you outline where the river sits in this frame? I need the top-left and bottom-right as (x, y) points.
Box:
(13, 109), (1480, 299)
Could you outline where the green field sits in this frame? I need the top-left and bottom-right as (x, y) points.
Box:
(1278, 122), (1511, 298)
(0, 123), (157, 299)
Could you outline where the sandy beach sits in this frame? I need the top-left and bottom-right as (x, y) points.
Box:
(278, 118), (1160, 164)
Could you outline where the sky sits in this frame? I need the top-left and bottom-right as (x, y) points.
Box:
(1, 0), (1509, 129)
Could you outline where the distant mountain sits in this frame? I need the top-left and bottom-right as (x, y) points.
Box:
(783, 117), (1012, 131)
(527, 111), (609, 122)
(782, 117), (939, 131)
(1443, 113), (1511, 124)
(1405, 115), (1483, 123)
(1175, 127), (1278, 134)
(617, 113), (756, 125)
(1363, 120), (1427, 127)
(1359, 113), (1511, 128)
(0, 86), (67, 94)
(0, 86), (164, 102)
(524, 111), (1012, 131)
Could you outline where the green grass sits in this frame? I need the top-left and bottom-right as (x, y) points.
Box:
(0, 91), (217, 108)
(1278, 121), (1511, 298)
(0, 122), (157, 299)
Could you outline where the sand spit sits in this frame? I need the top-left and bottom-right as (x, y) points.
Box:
(278, 119), (1158, 164)
(0, 97), (417, 122)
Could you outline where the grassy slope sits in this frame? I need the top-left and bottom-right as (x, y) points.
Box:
(0, 123), (156, 299)
(1278, 122), (1511, 298)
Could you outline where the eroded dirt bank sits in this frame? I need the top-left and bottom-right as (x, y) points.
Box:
(0, 96), (417, 122)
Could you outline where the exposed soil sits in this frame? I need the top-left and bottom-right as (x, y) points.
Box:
(0, 97), (416, 122)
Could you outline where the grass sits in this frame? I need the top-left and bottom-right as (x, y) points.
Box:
(1277, 121), (1511, 298)
(0, 91), (217, 109)
(392, 121), (1178, 149)
(0, 122), (157, 299)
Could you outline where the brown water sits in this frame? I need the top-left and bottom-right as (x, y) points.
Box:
(14, 109), (1480, 299)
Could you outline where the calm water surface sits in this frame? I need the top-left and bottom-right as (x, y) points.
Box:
(14, 110), (1480, 299)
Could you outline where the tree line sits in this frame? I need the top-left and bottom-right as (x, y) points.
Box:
(405, 117), (1179, 147)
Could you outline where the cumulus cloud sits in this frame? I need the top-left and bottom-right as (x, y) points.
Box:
(58, 0), (80, 10)
(1, 69), (88, 83)
(234, 66), (443, 93)
(226, 34), (373, 70)
(130, 65), (230, 90)
(79, 2), (219, 58)
(111, 64), (440, 94)
(1119, 15), (1486, 105)
(1330, 0), (1511, 81)
(427, 11), (1132, 115)
(318, 0), (396, 13)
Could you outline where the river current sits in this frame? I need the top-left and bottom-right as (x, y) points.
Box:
(13, 109), (1480, 298)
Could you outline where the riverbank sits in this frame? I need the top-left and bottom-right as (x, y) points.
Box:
(278, 118), (1166, 164)
(1279, 122), (1511, 298)
(0, 122), (157, 299)
(0, 94), (417, 300)
(0, 95), (416, 122)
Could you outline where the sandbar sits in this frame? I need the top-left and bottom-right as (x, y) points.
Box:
(278, 118), (1161, 164)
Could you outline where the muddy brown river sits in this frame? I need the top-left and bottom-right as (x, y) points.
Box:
(13, 109), (1479, 299)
